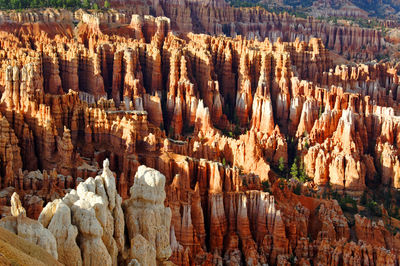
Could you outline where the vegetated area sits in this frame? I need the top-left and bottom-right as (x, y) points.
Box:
(260, 114), (400, 235)
(270, 146), (400, 235)
(228, 0), (261, 7)
(351, 0), (400, 17)
(227, 0), (310, 18)
(0, 0), (110, 9)
(228, 0), (400, 19)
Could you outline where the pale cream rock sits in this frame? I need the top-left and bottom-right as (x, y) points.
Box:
(123, 165), (172, 264)
(10, 192), (26, 217)
(38, 159), (125, 266)
(0, 192), (58, 260)
(39, 200), (82, 266)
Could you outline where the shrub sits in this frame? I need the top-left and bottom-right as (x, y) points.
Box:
(339, 195), (358, 214)
(290, 160), (298, 179)
(1, 0), (84, 9)
(366, 200), (382, 217)
(297, 161), (309, 183)
(304, 140), (309, 149)
(318, 105), (324, 118)
(278, 157), (285, 174)
(82, 0), (90, 9)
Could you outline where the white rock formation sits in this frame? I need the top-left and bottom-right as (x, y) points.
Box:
(39, 199), (82, 266)
(10, 192), (26, 217)
(39, 158), (124, 266)
(123, 165), (172, 265)
(0, 192), (58, 259)
(36, 160), (172, 265)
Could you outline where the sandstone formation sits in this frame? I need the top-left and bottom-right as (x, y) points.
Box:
(0, 7), (398, 266)
(137, 0), (385, 60)
(123, 165), (172, 265)
(0, 192), (58, 259)
(37, 159), (173, 265)
(39, 159), (124, 266)
(0, 226), (62, 266)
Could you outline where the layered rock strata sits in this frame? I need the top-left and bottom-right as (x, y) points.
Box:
(0, 11), (398, 266)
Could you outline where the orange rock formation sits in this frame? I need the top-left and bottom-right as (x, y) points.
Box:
(0, 7), (399, 266)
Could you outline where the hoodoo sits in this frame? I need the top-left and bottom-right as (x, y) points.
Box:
(0, 1), (399, 265)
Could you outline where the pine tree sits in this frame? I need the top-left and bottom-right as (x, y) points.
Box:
(278, 157), (285, 174)
(318, 104), (324, 118)
(82, 0), (90, 9)
(290, 161), (298, 179)
(104, 0), (110, 8)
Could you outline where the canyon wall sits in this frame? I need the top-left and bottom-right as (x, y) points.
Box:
(0, 11), (398, 265)
(0, 4), (386, 61)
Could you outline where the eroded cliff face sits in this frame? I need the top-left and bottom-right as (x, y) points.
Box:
(0, 10), (399, 266)
(0, 160), (173, 266)
(104, 0), (384, 60)
(0, 5), (387, 61)
(143, 0), (385, 60)
(36, 160), (173, 265)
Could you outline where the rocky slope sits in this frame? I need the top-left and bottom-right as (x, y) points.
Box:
(231, 0), (400, 20)
(0, 9), (399, 266)
(0, 4), (388, 62)
(0, 226), (62, 266)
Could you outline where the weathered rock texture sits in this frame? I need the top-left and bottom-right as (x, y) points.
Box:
(0, 226), (62, 266)
(0, 192), (58, 259)
(36, 160), (173, 265)
(106, 0), (385, 60)
(0, 9), (399, 266)
(123, 165), (172, 265)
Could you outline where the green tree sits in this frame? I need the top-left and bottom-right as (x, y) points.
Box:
(318, 105), (324, 119)
(304, 139), (309, 149)
(278, 157), (285, 174)
(66, 0), (81, 7)
(366, 200), (382, 217)
(10, 0), (20, 9)
(298, 161), (308, 183)
(0, 0), (83, 9)
(290, 160), (298, 179)
(93, 3), (99, 9)
(104, 0), (110, 8)
(82, 0), (90, 8)
(30, 0), (40, 8)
